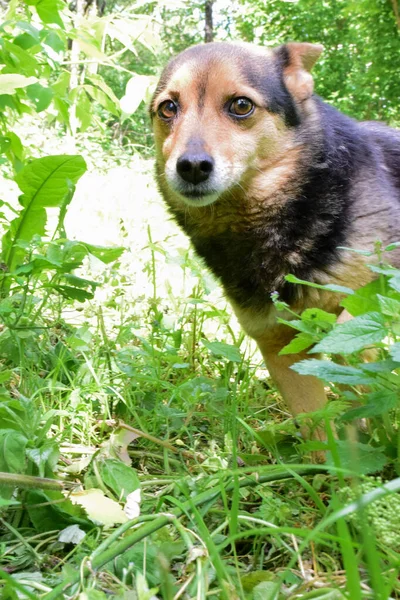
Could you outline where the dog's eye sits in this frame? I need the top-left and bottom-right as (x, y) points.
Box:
(158, 100), (178, 120)
(229, 97), (254, 118)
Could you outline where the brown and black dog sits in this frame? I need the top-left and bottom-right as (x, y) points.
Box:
(150, 42), (400, 437)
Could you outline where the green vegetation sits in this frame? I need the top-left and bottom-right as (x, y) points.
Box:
(1, 1), (400, 599)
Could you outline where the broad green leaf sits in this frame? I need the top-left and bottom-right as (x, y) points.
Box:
(340, 280), (381, 316)
(0, 430), (27, 472)
(27, 490), (90, 532)
(26, 82), (53, 112)
(279, 332), (315, 355)
(311, 312), (387, 355)
(2, 155), (86, 273)
(341, 391), (399, 421)
(26, 442), (59, 477)
(42, 30), (65, 53)
(2, 40), (39, 75)
(85, 244), (125, 264)
(361, 359), (400, 373)
(25, 0), (64, 27)
(0, 74), (38, 94)
(291, 359), (374, 385)
(327, 440), (387, 475)
(0, 370), (12, 384)
(377, 294), (400, 317)
(202, 340), (242, 362)
(301, 308), (337, 326)
(99, 459), (140, 502)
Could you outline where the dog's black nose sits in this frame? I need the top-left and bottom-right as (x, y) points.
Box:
(176, 153), (214, 185)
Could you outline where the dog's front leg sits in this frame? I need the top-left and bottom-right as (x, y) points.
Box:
(255, 329), (328, 445)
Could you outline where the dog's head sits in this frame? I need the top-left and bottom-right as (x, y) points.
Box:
(151, 42), (323, 208)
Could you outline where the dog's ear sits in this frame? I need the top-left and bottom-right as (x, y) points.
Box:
(276, 42), (323, 102)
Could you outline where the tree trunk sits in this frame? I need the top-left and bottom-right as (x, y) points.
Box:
(204, 0), (214, 43)
(391, 0), (400, 29)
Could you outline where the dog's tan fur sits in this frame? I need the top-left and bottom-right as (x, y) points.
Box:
(151, 41), (400, 440)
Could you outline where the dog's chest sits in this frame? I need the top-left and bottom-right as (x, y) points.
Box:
(179, 215), (292, 310)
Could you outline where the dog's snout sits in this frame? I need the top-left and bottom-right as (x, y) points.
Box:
(176, 153), (214, 185)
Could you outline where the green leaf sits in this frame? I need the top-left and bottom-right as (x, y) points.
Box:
(26, 82), (53, 112)
(75, 89), (92, 132)
(84, 244), (124, 264)
(26, 490), (91, 532)
(51, 285), (94, 302)
(0, 74), (38, 95)
(291, 359), (374, 385)
(63, 274), (99, 290)
(341, 390), (399, 421)
(327, 441), (387, 475)
(253, 581), (279, 600)
(377, 294), (400, 317)
(25, 0), (64, 28)
(202, 340), (242, 362)
(389, 343), (400, 362)
(301, 308), (337, 326)
(285, 274), (354, 295)
(279, 332), (315, 355)
(83, 84), (120, 116)
(26, 442), (59, 477)
(340, 280), (381, 316)
(2, 155), (86, 273)
(0, 370), (12, 384)
(99, 459), (140, 502)
(311, 312), (387, 355)
(0, 430), (27, 472)
(87, 74), (120, 108)
(388, 275), (400, 294)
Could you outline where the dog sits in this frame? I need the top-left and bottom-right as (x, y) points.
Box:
(150, 42), (400, 439)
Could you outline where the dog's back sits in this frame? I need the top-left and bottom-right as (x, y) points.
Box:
(360, 121), (400, 193)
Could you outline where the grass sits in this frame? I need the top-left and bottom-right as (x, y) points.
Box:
(1, 124), (400, 599)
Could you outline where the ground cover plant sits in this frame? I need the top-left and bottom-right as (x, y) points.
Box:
(1, 1), (400, 599)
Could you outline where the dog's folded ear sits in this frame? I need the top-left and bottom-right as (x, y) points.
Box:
(276, 42), (324, 103)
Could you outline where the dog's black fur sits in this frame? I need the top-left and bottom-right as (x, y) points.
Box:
(152, 42), (400, 313)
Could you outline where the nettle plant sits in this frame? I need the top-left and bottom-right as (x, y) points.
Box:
(273, 242), (400, 471)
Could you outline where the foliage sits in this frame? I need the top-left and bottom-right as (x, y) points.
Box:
(0, 0), (160, 169)
(274, 243), (400, 468)
(236, 0), (400, 124)
(1, 1), (400, 599)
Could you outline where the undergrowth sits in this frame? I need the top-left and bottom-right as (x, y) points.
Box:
(0, 150), (400, 600)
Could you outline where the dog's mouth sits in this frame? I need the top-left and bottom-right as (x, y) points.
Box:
(181, 189), (215, 199)
(170, 182), (221, 206)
